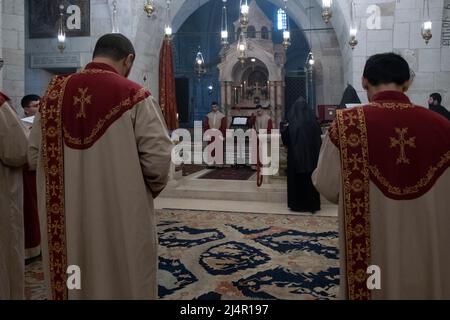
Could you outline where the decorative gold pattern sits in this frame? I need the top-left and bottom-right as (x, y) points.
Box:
(64, 87), (148, 147)
(369, 102), (414, 110)
(40, 74), (72, 300)
(389, 127), (416, 165)
(370, 150), (450, 196)
(74, 87), (92, 119)
(348, 134), (361, 148)
(336, 107), (371, 300)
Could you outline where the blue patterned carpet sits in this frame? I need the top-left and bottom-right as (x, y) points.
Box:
(25, 210), (340, 300)
(157, 210), (339, 300)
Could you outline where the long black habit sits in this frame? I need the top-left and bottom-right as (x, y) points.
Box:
(281, 97), (322, 213)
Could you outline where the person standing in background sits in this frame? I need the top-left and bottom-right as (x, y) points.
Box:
(281, 97), (322, 213)
(20, 94), (42, 261)
(428, 93), (450, 121)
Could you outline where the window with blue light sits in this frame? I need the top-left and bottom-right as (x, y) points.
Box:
(277, 8), (287, 31)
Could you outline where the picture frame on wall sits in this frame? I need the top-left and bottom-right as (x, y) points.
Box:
(28, 0), (91, 39)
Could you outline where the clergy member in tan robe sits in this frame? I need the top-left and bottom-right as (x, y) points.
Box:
(0, 91), (28, 300)
(204, 102), (227, 134)
(313, 53), (450, 300)
(28, 34), (173, 300)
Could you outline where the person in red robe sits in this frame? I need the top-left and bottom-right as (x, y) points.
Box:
(313, 53), (450, 300)
(21, 95), (42, 260)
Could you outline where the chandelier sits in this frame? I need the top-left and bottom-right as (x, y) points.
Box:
(306, 52), (315, 68)
(321, 0), (332, 23)
(221, 0), (229, 47)
(164, 0), (172, 40)
(237, 31), (247, 64)
(111, 1), (119, 33)
(282, 0), (291, 49)
(57, 4), (66, 53)
(421, 0), (432, 44)
(144, 0), (155, 17)
(239, 0), (249, 26)
(195, 47), (206, 76)
(349, 1), (358, 49)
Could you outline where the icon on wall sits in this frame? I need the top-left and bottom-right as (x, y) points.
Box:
(28, 0), (91, 39)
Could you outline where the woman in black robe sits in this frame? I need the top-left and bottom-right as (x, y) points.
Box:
(281, 97), (322, 213)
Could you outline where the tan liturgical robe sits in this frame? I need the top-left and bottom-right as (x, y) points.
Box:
(28, 62), (173, 300)
(205, 111), (226, 131)
(313, 91), (450, 300)
(0, 93), (28, 300)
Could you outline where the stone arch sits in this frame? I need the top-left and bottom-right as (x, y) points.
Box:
(247, 25), (257, 38)
(131, 0), (347, 104)
(219, 42), (284, 82)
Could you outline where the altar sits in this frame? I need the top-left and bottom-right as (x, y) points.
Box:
(217, 1), (286, 128)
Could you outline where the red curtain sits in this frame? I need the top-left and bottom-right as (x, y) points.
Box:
(159, 39), (179, 130)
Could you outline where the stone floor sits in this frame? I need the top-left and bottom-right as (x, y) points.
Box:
(158, 167), (338, 217)
(155, 198), (338, 217)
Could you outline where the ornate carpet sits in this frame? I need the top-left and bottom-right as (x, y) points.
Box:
(198, 167), (256, 181)
(180, 164), (206, 176)
(26, 209), (339, 300)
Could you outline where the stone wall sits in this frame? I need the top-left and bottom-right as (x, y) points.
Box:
(1, 0), (25, 113)
(5, 0), (449, 115)
(25, 0), (112, 99)
(337, 0), (450, 108)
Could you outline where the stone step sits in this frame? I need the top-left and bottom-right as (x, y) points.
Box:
(162, 175), (331, 204)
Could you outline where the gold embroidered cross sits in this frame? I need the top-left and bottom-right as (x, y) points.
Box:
(50, 181), (59, 197)
(355, 243), (366, 261)
(345, 113), (358, 126)
(349, 153), (363, 171)
(46, 107), (57, 120)
(352, 198), (365, 216)
(48, 143), (58, 158)
(390, 128), (416, 165)
(50, 221), (62, 236)
(74, 87), (92, 119)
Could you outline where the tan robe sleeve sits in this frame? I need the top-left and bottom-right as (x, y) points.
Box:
(312, 132), (341, 204)
(27, 111), (42, 171)
(0, 103), (28, 168)
(132, 96), (173, 198)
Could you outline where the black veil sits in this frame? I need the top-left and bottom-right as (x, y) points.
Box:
(338, 84), (361, 109)
(286, 97), (322, 173)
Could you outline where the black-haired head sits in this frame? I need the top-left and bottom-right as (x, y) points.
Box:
(430, 93), (442, 105)
(21, 94), (41, 117)
(93, 33), (136, 61)
(21, 94), (40, 109)
(363, 52), (410, 86)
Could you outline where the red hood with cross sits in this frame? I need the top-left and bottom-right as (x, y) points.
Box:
(330, 91), (450, 200)
(60, 62), (150, 150)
